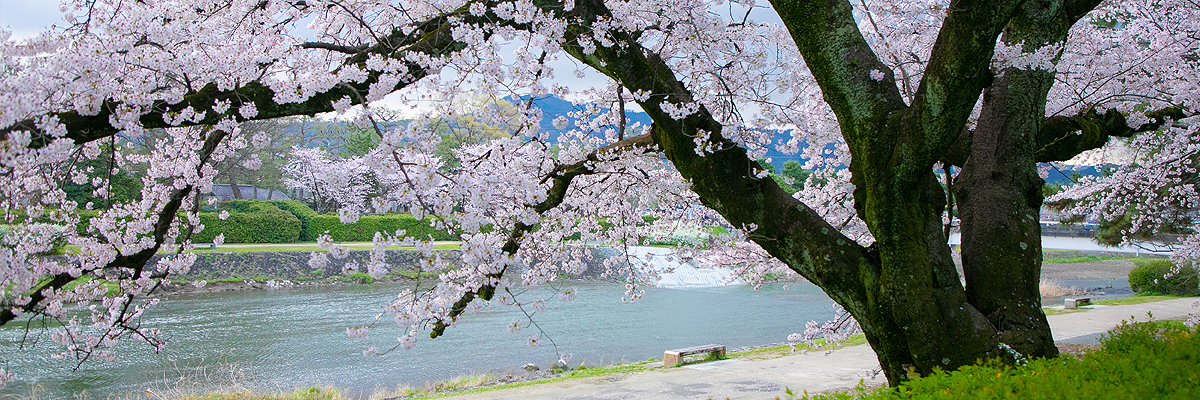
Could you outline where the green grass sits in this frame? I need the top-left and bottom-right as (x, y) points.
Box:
(370, 374), (495, 399)
(1040, 308), (1085, 316)
(410, 360), (662, 399)
(1042, 293), (1192, 315)
(794, 321), (1200, 399)
(407, 337), (877, 398)
(729, 335), (870, 361)
(175, 386), (344, 400)
(1092, 294), (1189, 306)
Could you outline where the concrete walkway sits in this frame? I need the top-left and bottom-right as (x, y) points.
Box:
(443, 298), (1198, 400)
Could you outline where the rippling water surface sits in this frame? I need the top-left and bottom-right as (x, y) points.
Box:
(2, 280), (836, 398)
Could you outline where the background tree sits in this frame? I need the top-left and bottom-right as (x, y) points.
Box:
(210, 118), (297, 199)
(0, 0), (1197, 387)
(431, 98), (523, 169)
(283, 147), (373, 214)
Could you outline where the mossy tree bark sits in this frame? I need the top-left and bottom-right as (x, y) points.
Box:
(557, 0), (1109, 383)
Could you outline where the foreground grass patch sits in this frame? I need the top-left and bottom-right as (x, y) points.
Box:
(1092, 294), (1187, 306)
(407, 336), (872, 398)
(1040, 308), (1085, 316)
(174, 386), (344, 400)
(369, 374), (494, 399)
(728, 335), (870, 362)
(794, 321), (1199, 399)
(1042, 294), (1191, 315)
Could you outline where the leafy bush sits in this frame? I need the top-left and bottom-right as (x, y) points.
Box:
(207, 200), (320, 241)
(800, 321), (1199, 399)
(306, 213), (457, 242)
(193, 203), (301, 243)
(1128, 260), (1199, 295)
(344, 272), (374, 284)
(269, 201), (320, 240)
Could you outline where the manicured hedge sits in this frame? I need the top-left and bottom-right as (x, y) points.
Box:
(193, 203), (301, 243)
(306, 213), (457, 242)
(1128, 260), (1199, 295)
(71, 200), (456, 244)
(220, 200), (321, 241)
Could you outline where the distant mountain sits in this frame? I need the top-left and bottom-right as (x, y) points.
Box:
(504, 94), (652, 140)
(1043, 165), (1107, 185)
(504, 95), (1117, 179)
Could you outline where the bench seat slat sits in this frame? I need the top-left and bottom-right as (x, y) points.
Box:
(663, 344), (725, 367)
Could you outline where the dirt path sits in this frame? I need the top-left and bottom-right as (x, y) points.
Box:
(1041, 260), (1136, 280)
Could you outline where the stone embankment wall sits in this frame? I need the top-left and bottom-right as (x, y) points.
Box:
(150, 247), (622, 282)
(147, 250), (461, 281)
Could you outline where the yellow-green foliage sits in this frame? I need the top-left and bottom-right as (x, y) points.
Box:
(800, 321), (1199, 399)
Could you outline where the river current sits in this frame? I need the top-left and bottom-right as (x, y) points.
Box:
(2, 280), (837, 398)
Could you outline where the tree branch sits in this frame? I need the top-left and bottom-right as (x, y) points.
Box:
(904, 0), (1023, 170)
(768, 0), (905, 143)
(1036, 106), (1187, 162)
(0, 128), (229, 326)
(300, 41), (369, 54)
(554, 0), (874, 309)
(430, 133), (657, 338)
(1, 3), (476, 149)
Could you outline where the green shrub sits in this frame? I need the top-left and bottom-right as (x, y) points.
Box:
(306, 213), (457, 242)
(1127, 260), (1199, 295)
(193, 203), (301, 243)
(208, 200), (320, 241)
(345, 272), (374, 284)
(261, 200), (320, 241)
(800, 321), (1200, 400)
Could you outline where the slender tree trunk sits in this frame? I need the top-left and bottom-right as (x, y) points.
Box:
(228, 176), (243, 199)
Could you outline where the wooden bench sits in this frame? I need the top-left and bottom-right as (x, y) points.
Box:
(1064, 298), (1091, 309)
(663, 344), (726, 367)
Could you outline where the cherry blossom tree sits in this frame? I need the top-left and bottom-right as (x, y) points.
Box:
(283, 146), (374, 213)
(1, 0), (1198, 387)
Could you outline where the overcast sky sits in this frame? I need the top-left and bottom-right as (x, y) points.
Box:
(0, 0), (61, 39)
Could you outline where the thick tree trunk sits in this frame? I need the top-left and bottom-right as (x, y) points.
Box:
(955, 67), (1058, 360)
(550, 0), (1109, 386)
(950, 0), (1092, 360)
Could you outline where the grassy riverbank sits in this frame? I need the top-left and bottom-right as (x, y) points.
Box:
(365, 335), (870, 400)
(794, 320), (1199, 400)
(1042, 293), (1190, 315)
(27, 337), (867, 400)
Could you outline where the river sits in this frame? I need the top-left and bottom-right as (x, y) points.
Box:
(1, 280), (836, 398)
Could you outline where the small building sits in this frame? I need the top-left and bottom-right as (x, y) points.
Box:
(204, 184), (292, 201)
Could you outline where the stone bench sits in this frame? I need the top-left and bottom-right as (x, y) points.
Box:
(663, 344), (725, 367)
(1065, 298), (1091, 309)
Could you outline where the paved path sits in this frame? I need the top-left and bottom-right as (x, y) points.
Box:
(1050, 297), (1199, 344)
(443, 298), (1198, 400)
